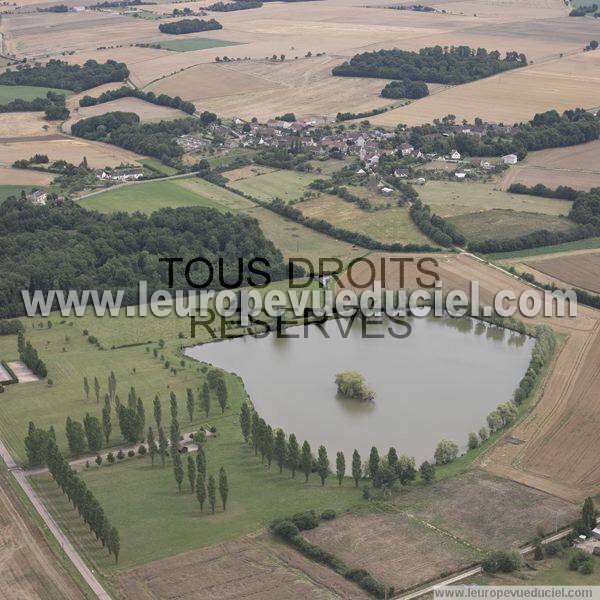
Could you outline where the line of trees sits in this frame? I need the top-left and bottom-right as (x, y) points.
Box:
(508, 183), (579, 201)
(45, 434), (121, 563)
(332, 46), (527, 85)
(410, 198), (466, 247)
(335, 107), (388, 122)
(158, 18), (222, 34)
(17, 331), (47, 378)
(79, 86), (196, 115)
(0, 59), (129, 92)
(0, 91), (66, 114)
(206, 0), (262, 10)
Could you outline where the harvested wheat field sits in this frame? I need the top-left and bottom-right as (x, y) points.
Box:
(117, 534), (369, 600)
(0, 112), (59, 139)
(0, 167), (53, 186)
(501, 140), (600, 192)
(0, 136), (145, 169)
(526, 252), (600, 294)
(0, 468), (83, 600)
(369, 51), (600, 127)
(342, 252), (600, 501)
(65, 97), (188, 131)
(304, 511), (480, 593)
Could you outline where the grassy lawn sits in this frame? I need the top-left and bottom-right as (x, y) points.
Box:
(157, 38), (242, 52)
(299, 193), (433, 245)
(78, 178), (228, 215)
(419, 181), (572, 218)
(448, 209), (576, 242)
(0, 85), (71, 103)
(0, 184), (37, 203)
(488, 237), (600, 261)
(228, 169), (320, 203)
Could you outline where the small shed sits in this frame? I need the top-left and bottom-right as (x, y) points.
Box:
(592, 527), (600, 540)
(503, 154), (518, 165)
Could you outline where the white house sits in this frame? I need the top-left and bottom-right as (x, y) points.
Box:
(454, 170), (467, 179)
(380, 187), (393, 196)
(27, 190), (48, 205)
(356, 168), (367, 176)
(100, 166), (144, 182)
(399, 142), (414, 156)
(503, 154), (518, 165)
(449, 149), (461, 160)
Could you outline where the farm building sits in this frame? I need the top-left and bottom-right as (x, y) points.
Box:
(503, 154), (518, 165)
(26, 190), (48, 205)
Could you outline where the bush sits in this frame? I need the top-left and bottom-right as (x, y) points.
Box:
(292, 510), (319, 531)
(127, 449), (135, 458)
(482, 550), (522, 573)
(107, 451), (115, 464)
(320, 509), (336, 521)
(138, 444), (147, 456)
(270, 519), (300, 539)
(117, 449), (125, 460)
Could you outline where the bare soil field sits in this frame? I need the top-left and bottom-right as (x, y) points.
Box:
(392, 470), (579, 549)
(0, 466), (83, 600)
(65, 97), (188, 131)
(343, 252), (600, 501)
(304, 511), (480, 593)
(117, 534), (369, 600)
(0, 166), (53, 185)
(369, 51), (600, 127)
(526, 252), (600, 294)
(501, 141), (600, 192)
(0, 112), (59, 139)
(0, 135), (145, 168)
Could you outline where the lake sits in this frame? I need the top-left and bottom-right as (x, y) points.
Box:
(185, 316), (534, 464)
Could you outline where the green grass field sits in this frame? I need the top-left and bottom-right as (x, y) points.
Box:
(419, 181), (572, 218)
(0, 85), (71, 103)
(0, 184), (37, 203)
(139, 158), (179, 177)
(448, 209), (576, 242)
(299, 193), (433, 246)
(79, 178), (228, 215)
(228, 169), (320, 203)
(157, 38), (242, 52)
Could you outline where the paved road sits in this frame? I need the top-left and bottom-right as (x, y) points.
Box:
(0, 438), (112, 600)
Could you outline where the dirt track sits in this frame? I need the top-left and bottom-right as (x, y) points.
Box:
(0, 467), (83, 600)
(342, 252), (600, 502)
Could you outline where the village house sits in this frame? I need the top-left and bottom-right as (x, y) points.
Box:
(177, 134), (210, 152)
(503, 154), (518, 165)
(27, 189), (48, 205)
(99, 166), (144, 182)
(394, 168), (409, 178)
(449, 149), (461, 161)
(380, 186), (394, 196)
(400, 142), (415, 156)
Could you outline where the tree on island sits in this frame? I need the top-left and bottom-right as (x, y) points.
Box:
(335, 371), (374, 401)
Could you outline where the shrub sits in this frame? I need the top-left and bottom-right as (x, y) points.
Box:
(270, 519), (300, 539)
(483, 550), (522, 573)
(292, 510), (319, 531)
(127, 449), (135, 458)
(320, 509), (336, 521)
(95, 455), (102, 466)
(117, 449), (125, 460)
(107, 451), (115, 464)
(138, 444), (147, 456)
(544, 541), (562, 557)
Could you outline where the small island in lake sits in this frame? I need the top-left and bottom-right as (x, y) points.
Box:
(335, 370), (375, 402)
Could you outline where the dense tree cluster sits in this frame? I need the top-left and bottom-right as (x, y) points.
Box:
(206, 0), (262, 10)
(332, 46), (526, 85)
(0, 199), (287, 318)
(79, 86), (196, 115)
(335, 107), (387, 122)
(0, 91), (66, 114)
(0, 59), (129, 92)
(158, 18), (222, 34)
(380, 80), (429, 99)
(39, 3), (69, 11)
(571, 187), (600, 228)
(71, 111), (212, 161)
(254, 147), (308, 170)
(569, 3), (598, 16)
